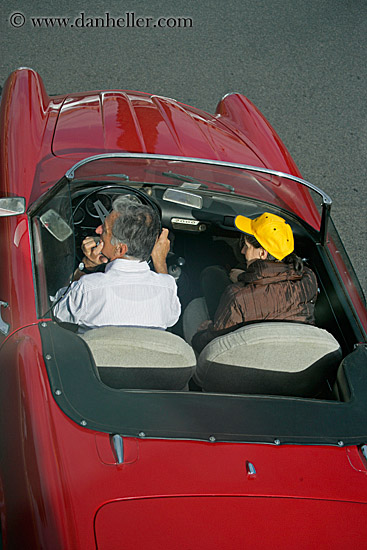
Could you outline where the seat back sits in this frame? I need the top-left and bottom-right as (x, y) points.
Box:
(195, 322), (342, 397)
(81, 327), (196, 390)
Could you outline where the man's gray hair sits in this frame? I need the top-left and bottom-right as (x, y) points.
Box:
(110, 195), (160, 261)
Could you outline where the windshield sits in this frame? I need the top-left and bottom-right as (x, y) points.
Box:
(66, 154), (330, 233)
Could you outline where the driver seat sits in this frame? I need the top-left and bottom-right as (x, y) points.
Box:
(80, 326), (196, 390)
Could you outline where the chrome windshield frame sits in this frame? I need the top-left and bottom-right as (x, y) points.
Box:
(65, 153), (332, 244)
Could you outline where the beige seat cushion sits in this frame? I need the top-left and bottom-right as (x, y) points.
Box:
(81, 327), (196, 390)
(195, 322), (342, 396)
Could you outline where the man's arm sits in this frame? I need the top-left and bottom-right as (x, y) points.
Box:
(54, 236), (106, 322)
(53, 279), (85, 325)
(151, 228), (170, 274)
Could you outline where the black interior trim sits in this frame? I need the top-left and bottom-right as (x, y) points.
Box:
(40, 321), (367, 445)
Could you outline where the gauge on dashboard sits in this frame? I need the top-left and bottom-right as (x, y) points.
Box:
(73, 207), (85, 225)
(85, 194), (112, 218)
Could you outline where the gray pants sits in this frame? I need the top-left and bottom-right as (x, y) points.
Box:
(183, 265), (231, 343)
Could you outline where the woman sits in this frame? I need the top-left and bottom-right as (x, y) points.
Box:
(191, 212), (318, 353)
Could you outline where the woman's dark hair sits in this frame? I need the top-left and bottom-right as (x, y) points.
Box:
(239, 233), (304, 274)
(111, 196), (161, 261)
(283, 252), (304, 274)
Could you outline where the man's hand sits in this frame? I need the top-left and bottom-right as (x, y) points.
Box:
(151, 228), (170, 274)
(72, 237), (108, 281)
(81, 237), (108, 268)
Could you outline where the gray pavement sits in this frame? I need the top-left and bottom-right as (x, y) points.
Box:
(1, 0), (366, 295)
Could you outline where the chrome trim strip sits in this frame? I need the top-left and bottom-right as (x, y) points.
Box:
(65, 153), (332, 242)
(64, 153), (332, 205)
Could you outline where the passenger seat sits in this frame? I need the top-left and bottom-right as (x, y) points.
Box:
(193, 321), (342, 397)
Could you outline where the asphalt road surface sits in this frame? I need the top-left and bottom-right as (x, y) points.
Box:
(1, 0), (366, 295)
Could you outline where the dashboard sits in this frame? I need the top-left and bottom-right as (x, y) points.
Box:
(70, 183), (265, 248)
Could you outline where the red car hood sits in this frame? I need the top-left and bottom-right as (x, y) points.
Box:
(52, 91), (277, 168)
(1, 68), (301, 210)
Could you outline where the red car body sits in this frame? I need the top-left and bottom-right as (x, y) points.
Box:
(0, 68), (366, 548)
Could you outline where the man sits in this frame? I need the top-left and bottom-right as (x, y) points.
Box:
(190, 212), (318, 353)
(53, 196), (181, 331)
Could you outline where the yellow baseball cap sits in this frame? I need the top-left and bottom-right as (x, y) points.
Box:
(234, 212), (294, 260)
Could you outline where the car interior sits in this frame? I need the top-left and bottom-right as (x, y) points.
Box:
(31, 174), (365, 405)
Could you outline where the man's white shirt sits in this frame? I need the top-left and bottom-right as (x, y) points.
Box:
(53, 258), (181, 331)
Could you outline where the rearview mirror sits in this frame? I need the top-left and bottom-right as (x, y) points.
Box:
(40, 209), (73, 242)
(162, 188), (203, 209)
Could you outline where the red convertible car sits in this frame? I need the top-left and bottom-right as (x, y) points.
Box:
(0, 68), (367, 549)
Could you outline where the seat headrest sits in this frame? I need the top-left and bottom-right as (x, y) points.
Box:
(80, 327), (197, 390)
(81, 326), (196, 368)
(199, 322), (340, 372)
(195, 322), (342, 396)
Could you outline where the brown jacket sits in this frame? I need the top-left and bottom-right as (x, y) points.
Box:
(192, 260), (318, 353)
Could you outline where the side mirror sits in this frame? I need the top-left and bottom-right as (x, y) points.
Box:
(0, 197), (26, 217)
